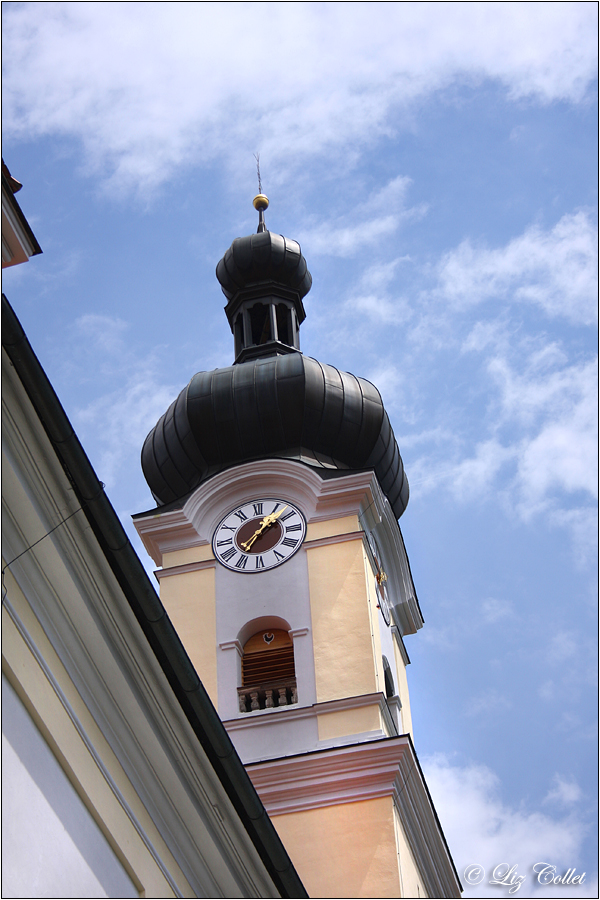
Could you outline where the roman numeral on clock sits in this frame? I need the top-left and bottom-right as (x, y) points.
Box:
(216, 538), (232, 546)
(221, 546), (236, 561)
(281, 537), (298, 548)
(253, 502), (263, 516)
(235, 554), (248, 569)
(234, 509), (248, 521)
(286, 523), (302, 532)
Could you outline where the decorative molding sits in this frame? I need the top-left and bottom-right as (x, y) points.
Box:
(223, 691), (393, 741)
(154, 558), (216, 580)
(219, 640), (243, 657)
(288, 627), (309, 639)
(133, 509), (203, 567)
(246, 736), (413, 815)
(392, 626), (411, 666)
(247, 737), (461, 899)
(3, 595), (182, 898)
(303, 530), (364, 551)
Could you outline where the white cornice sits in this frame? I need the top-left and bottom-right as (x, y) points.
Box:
(133, 507), (202, 566)
(246, 736), (414, 814)
(154, 558), (216, 580)
(247, 737), (461, 898)
(223, 691), (393, 742)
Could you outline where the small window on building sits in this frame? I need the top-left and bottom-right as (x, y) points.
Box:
(238, 629), (297, 712)
(382, 655), (395, 699)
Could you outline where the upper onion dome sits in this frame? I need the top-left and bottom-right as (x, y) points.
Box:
(216, 230), (312, 309)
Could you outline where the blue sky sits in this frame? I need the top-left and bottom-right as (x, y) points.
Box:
(3, 3), (597, 896)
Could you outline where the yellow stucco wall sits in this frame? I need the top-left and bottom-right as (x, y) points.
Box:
(159, 567), (218, 705)
(306, 538), (377, 703)
(271, 797), (402, 898)
(306, 515), (360, 542)
(162, 544), (213, 568)
(394, 803), (428, 897)
(317, 704), (383, 742)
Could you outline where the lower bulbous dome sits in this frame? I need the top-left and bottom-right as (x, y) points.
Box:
(142, 353), (409, 519)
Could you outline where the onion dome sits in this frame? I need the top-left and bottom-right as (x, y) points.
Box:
(217, 227), (312, 365)
(142, 353), (409, 519)
(141, 195), (409, 518)
(217, 231), (312, 306)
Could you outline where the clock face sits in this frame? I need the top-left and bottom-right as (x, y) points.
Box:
(365, 530), (391, 625)
(212, 498), (306, 573)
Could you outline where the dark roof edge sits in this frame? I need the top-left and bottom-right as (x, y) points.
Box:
(1, 293), (308, 900)
(1, 168), (43, 257)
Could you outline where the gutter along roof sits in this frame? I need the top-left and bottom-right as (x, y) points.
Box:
(1, 292), (308, 900)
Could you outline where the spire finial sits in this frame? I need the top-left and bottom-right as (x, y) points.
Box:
(253, 153), (269, 233)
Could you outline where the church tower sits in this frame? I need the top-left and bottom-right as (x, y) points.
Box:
(134, 195), (461, 899)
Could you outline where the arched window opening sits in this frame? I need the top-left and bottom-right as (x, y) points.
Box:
(238, 629), (297, 712)
(382, 655), (395, 700)
(275, 303), (293, 346)
(234, 314), (244, 356)
(249, 303), (272, 345)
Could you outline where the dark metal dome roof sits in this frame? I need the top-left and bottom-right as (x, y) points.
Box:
(142, 353), (409, 519)
(216, 230), (312, 312)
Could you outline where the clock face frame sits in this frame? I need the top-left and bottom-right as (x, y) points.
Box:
(364, 530), (391, 626)
(212, 498), (307, 573)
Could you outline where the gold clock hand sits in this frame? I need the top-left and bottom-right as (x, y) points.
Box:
(241, 527), (264, 551)
(268, 505), (288, 522)
(240, 506), (289, 551)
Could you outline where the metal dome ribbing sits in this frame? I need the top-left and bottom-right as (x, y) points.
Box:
(142, 353), (409, 519)
(216, 230), (312, 309)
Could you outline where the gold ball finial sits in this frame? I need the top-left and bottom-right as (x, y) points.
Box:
(253, 193), (269, 211)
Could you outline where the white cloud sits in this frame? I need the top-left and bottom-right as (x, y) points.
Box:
(423, 756), (592, 898)
(76, 370), (178, 491)
(449, 439), (516, 502)
(481, 598), (514, 624)
(345, 258), (413, 323)
(410, 351), (597, 548)
(464, 688), (512, 718)
(2, 4), (596, 194)
(492, 356), (598, 512)
(302, 177), (424, 258)
(63, 314), (179, 491)
(75, 314), (129, 356)
(545, 775), (583, 807)
(436, 212), (598, 325)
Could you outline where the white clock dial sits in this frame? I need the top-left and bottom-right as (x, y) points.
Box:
(212, 498), (306, 573)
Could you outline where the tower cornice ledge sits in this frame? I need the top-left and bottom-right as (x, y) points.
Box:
(247, 736), (462, 899)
